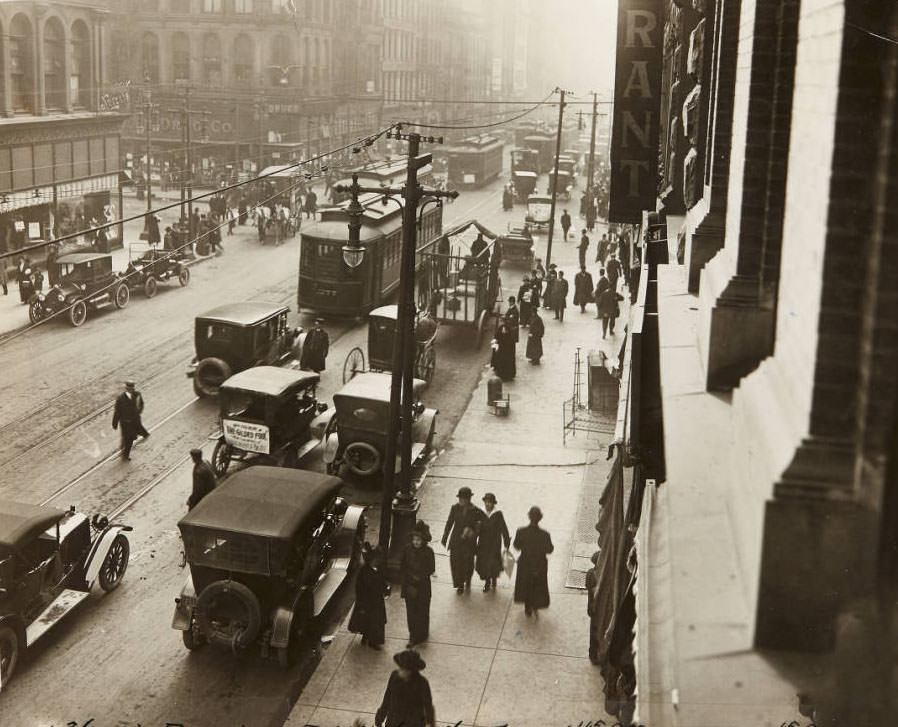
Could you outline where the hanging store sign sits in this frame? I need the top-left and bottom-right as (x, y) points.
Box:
(608, 0), (664, 223)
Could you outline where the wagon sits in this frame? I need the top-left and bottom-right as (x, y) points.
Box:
(525, 195), (553, 230)
(343, 305), (438, 385)
(413, 219), (502, 345)
(210, 366), (328, 476)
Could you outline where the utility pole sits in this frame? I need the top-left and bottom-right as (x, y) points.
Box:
(544, 88), (568, 270)
(170, 86), (210, 229)
(337, 129), (457, 570)
(136, 73), (159, 214)
(586, 91), (598, 210)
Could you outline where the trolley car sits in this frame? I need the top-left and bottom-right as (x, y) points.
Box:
(523, 134), (556, 173)
(330, 158), (434, 204)
(298, 192), (443, 316)
(446, 135), (504, 188)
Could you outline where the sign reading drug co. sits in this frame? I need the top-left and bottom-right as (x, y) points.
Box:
(608, 0), (664, 223)
(223, 419), (270, 455)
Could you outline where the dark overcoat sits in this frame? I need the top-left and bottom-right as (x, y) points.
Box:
(476, 509), (511, 580)
(513, 523), (554, 609)
(375, 671), (436, 727)
(348, 563), (388, 645)
(112, 391), (145, 440)
(400, 544), (435, 601)
(573, 271), (594, 306)
(301, 327), (329, 372)
(526, 314), (544, 361)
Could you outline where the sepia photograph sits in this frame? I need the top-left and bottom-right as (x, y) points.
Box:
(0, 0), (895, 725)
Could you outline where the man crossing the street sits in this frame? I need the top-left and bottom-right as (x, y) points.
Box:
(111, 380), (149, 460)
(561, 209), (572, 241)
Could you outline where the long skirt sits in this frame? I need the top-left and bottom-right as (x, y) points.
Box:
(492, 342), (516, 381)
(405, 595), (431, 644)
(526, 334), (543, 362)
(449, 541), (476, 587)
(513, 557), (550, 609)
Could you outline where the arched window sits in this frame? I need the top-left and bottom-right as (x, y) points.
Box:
(202, 33), (221, 85)
(9, 14), (34, 113)
(44, 17), (66, 110)
(234, 34), (253, 84)
(172, 32), (190, 82)
(70, 21), (91, 108)
(141, 31), (160, 84)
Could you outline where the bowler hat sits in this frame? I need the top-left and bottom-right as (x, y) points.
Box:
(189, 448), (203, 458)
(457, 486), (473, 499)
(393, 649), (426, 671)
(125, 380), (136, 388)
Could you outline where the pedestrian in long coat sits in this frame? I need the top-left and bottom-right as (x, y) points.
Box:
(594, 271), (611, 319)
(526, 309), (544, 364)
(503, 297), (520, 342)
(375, 649), (435, 727)
(578, 230), (590, 269)
(543, 265), (557, 309)
(146, 212), (161, 246)
(349, 544), (389, 649)
(441, 487), (485, 593)
(45, 243), (59, 286)
(586, 550), (600, 663)
(111, 380), (150, 460)
(560, 209), (572, 241)
(597, 288), (623, 338)
(585, 203), (596, 232)
(553, 271), (569, 322)
(513, 506), (554, 615)
(573, 266), (594, 313)
(606, 253), (622, 292)
(476, 492), (510, 591)
(400, 521), (435, 647)
(300, 319), (329, 372)
(187, 448), (217, 510)
(517, 277), (534, 325)
(304, 189), (317, 219)
(491, 322), (517, 381)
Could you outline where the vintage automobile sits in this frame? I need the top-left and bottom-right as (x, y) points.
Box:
(525, 195), (553, 230)
(172, 466), (366, 666)
(497, 224), (534, 266)
(123, 244), (191, 298)
(557, 156), (578, 184)
(210, 366), (327, 476)
(511, 170), (538, 202)
(187, 302), (304, 397)
(547, 170), (574, 201)
(28, 252), (130, 327)
(0, 501), (132, 687)
(314, 372), (437, 478)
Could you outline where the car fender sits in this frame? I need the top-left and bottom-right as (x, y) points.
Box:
(411, 408), (438, 444)
(0, 614), (25, 649)
(83, 525), (133, 588)
(310, 408), (336, 442)
(330, 504), (368, 562)
(270, 587), (311, 648)
(171, 575), (197, 631)
(323, 431), (340, 464)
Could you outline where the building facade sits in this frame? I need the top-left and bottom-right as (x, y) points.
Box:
(600, 0), (898, 724)
(0, 1), (126, 261)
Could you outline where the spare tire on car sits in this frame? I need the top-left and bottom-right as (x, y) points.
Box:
(194, 579), (261, 650)
(194, 357), (232, 397)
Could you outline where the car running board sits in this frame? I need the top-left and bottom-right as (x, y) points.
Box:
(25, 589), (90, 646)
(294, 438), (321, 461)
(395, 444), (426, 473)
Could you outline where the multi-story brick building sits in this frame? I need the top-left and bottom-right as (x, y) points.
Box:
(597, 0), (898, 724)
(0, 1), (126, 262)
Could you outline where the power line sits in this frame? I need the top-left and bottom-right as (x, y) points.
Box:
(395, 91), (557, 131)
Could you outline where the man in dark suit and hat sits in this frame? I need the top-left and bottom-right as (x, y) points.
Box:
(375, 649), (435, 727)
(187, 448), (217, 510)
(300, 318), (329, 373)
(441, 486), (485, 593)
(111, 380), (149, 460)
(400, 521), (435, 647)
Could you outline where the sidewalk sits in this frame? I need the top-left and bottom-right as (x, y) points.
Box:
(286, 217), (629, 727)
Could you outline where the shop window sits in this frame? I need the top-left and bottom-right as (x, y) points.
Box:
(70, 21), (91, 109)
(141, 31), (160, 84)
(9, 14), (35, 113)
(172, 32), (190, 82)
(43, 17), (66, 111)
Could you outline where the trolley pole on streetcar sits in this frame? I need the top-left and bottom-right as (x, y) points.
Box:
(544, 88), (569, 270)
(337, 129), (457, 574)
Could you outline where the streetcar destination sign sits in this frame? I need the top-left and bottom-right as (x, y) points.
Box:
(222, 419), (270, 454)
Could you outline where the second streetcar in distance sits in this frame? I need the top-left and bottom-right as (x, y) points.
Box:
(298, 192), (443, 316)
(445, 135), (504, 188)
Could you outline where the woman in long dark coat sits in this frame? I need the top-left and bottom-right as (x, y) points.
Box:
(513, 506), (554, 615)
(400, 521), (435, 647)
(441, 486), (485, 593)
(475, 492), (510, 591)
(573, 266), (595, 313)
(491, 322), (516, 381)
(526, 309), (544, 364)
(375, 649), (435, 727)
(517, 276), (534, 325)
(348, 544), (389, 649)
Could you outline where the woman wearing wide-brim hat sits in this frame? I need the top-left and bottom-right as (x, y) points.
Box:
(348, 543), (389, 649)
(475, 492), (511, 592)
(399, 521), (435, 647)
(374, 649), (435, 727)
(441, 486), (485, 593)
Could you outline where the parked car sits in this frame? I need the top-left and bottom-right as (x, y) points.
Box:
(123, 244), (191, 298)
(186, 302), (304, 397)
(28, 253), (130, 327)
(314, 372), (437, 477)
(210, 366), (328, 476)
(0, 501), (132, 687)
(172, 466), (366, 666)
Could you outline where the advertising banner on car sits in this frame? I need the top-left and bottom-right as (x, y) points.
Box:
(223, 419), (270, 454)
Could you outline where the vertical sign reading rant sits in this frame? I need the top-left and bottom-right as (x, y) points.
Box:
(608, 0), (664, 223)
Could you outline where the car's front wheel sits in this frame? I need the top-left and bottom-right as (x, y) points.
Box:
(113, 282), (130, 309)
(178, 267), (190, 286)
(143, 276), (158, 298)
(98, 533), (130, 592)
(211, 440), (232, 477)
(69, 299), (88, 327)
(28, 300), (45, 324)
(0, 625), (20, 687)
